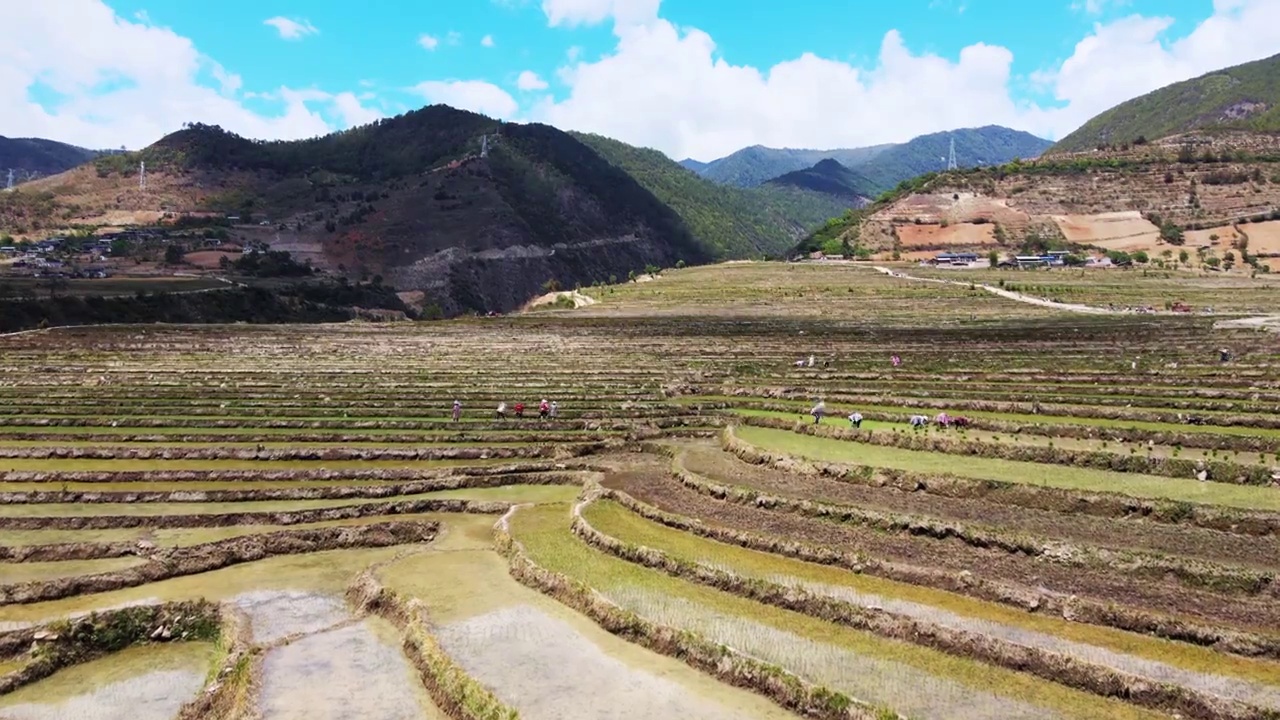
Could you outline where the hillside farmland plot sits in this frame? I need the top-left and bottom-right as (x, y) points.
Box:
(1, 262), (1279, 720)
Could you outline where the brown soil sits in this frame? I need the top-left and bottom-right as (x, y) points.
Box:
(183, 250), (241, 269)
(895, 223), (997, 248)
(600, 461), (1280, 636)
(682, 446), (1280, 572)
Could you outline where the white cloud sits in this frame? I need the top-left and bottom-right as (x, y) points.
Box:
(332, 91), (385, 127)
(1071, 0), (1128, 15)
(447, 31), (463, 45)
(516, 70), (549, 91)
(418, 34), (440, 50)
(481, 34), (496, 47)
(0, 2), (380, 149)
(412, 80), (519, 119)
(528, 0), (1280, 160)
(263, 16), (318, 41)
(541, 0), (660, 27)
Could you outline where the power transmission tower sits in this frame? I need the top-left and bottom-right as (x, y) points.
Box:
(947, 136), (958, 171)
(139, 161), (146, 191)
(4, 169), (12, 190)
(480, 134), (489, 158)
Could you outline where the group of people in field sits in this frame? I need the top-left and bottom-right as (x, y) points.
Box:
(494, 399), (559, 420)
(807, 402), (969, 430)
(448, 399), (560, 422)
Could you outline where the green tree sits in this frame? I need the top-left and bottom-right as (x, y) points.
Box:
(1178, 249), (1189, 265)
(1205, 256), (1221, 268)
(163, 244), (185, 265)
(987, 249), (1000, 267)
(1133, 250), (1149, 264)
(1159, 222), (1185, 245)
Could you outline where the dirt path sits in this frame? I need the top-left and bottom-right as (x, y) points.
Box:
(871, 266), (1124, 315)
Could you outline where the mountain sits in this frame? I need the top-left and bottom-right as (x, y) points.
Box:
(678, 158), (709, 173)
(765, 158), (874, 205)
(851, 126), (1051, 195)
(794, 130), (1280, 262)
(693, 144), (894, 187)
(0, 136), (102, 183)
(2, 106), (850, 315)
(0, 107), (713, 315)
(691, 127), (1050, 195)
(572, 133), (852, 258)
(1051, 53), (1280, 155)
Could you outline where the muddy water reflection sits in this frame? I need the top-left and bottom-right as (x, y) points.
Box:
(0, 642), (213, 720)
(258, 617), (441, 720)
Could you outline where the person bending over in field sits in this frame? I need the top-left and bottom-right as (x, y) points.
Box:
(539, 399), (549, 420)
(848, 411), (863, 428)
(452, 400), (462, 422)
(810, 400), (826, 425)
(514, 402), (525, 418)
(495, 402), (507, 420)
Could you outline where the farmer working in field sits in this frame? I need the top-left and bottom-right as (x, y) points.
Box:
(810, 400), (826, 425)
(496, 402), (507, 420)
(539, 399), (550, 420)
(550, 401), (559, 418)
(452, 399), (462, 422)
(848, 411), (863, 428)
(514, 402), (525, 418)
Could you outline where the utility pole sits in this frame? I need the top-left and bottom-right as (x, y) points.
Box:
(4, 169), (12, 190)
(139, 161), (146, 191)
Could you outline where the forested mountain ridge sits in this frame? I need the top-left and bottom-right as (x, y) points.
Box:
(764, 158), (875, 205)
(0, 136), (104, 184)
(572, 132), (852, 258)
(1051, 53), (1280, 154)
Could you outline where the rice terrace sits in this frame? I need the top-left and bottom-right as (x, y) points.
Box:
(0, 260), (1277, 720)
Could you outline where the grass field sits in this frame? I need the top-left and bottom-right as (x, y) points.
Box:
(2, 261), (1279, 719)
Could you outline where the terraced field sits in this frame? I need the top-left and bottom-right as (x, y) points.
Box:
(2, 262), (1279, 720)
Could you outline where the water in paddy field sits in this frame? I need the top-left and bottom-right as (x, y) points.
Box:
(607, 588), (1057, 720)
(434, 604), (765, 720)
(0, 642), (214, 720)
(233, 589), (351, 644)
(257, 616), (443, 720)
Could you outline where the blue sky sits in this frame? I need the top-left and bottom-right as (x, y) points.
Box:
(6, 1), (1279, 159)
(125, 0), (1206, 112)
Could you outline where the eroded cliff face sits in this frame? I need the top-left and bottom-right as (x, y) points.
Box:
(389, 234), (686, 315)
